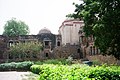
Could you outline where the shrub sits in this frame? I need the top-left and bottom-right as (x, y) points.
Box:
(30, 64), (120, 80)
(0, 61), (34, 71)
(30, 65), (41, 74)
(7, 41), (43, 60)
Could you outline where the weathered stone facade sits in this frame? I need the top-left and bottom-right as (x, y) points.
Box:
(53, 44), (81, 59)
(0, 19), (116, 63)
(0, 25), (80, 62)
(0, 19), (99, 62)
(0, 28), (58, 62)
(78, 26), (100, 58)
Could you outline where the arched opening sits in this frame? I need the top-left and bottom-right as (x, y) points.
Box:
(77, 49), (83, 58)
(77, 49), (80, 53)
(57, 41), (60, 46)
(45, 53), (48, 57)
(9, 54), (13, 59)
(93, 46), (95, 55)
(9, 41), (13, 47)
(90, 47), (92, 55)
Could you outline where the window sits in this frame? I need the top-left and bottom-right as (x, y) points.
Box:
(45, 41), (49, 46)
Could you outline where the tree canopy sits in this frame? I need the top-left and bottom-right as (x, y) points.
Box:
(68, 0), (120, 59)
(3, 18), (29, 36)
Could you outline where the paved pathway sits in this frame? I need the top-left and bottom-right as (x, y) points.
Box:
(0, 71), (30, 80)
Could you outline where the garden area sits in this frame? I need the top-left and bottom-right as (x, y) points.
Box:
(0, 59), (120, 80)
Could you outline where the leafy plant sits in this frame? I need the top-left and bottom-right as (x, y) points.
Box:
(30, 64), (120, 80)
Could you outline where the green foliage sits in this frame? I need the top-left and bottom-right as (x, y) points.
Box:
(30, 65), (41, 74)
(31, 64), (120, 80)
(69, 0), (120, 59)
(0, 61), (34, 71)
(34, 59), (71, 65)
(3, 18), (29, 36)
(8, 41), (43, 59)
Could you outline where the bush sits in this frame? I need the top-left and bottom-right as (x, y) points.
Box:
(7, 41), (43, 60)
(30, 64), (120, 80)
(30, 65), (41, 74)
(0, 61), (34, 71)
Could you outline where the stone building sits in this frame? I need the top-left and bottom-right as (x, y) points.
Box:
(0, 27), (59, 62)
(0, 19), (102, 62)
(59, 18), (100, 59)
(58, 19), (84, 58)
(78, 28), (100, 58)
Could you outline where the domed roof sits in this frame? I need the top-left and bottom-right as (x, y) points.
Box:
(38, 27), (51, 34)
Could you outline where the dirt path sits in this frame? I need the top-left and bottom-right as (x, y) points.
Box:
(0, 71), (30, 80)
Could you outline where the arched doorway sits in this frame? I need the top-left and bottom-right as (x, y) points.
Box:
(57, 41), (60, 46)
(45, 53), (48, 57)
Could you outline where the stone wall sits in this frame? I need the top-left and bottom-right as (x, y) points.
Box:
(53, 44), (82, 59)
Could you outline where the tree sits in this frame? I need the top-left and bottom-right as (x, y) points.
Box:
(69, 0), (120, 59)
(3, 18), (29, 36)
(8, 41), (43, 59)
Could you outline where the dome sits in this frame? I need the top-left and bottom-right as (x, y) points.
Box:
(38, 27), (51, 34)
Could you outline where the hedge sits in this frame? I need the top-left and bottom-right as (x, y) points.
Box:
(31, 64), (120, 80)
(0, 61), (34, 71)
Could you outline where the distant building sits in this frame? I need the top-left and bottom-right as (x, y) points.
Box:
(59, 19), (84, 45)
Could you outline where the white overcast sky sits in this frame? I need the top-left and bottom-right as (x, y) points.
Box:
(0, 0), (81, 35)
